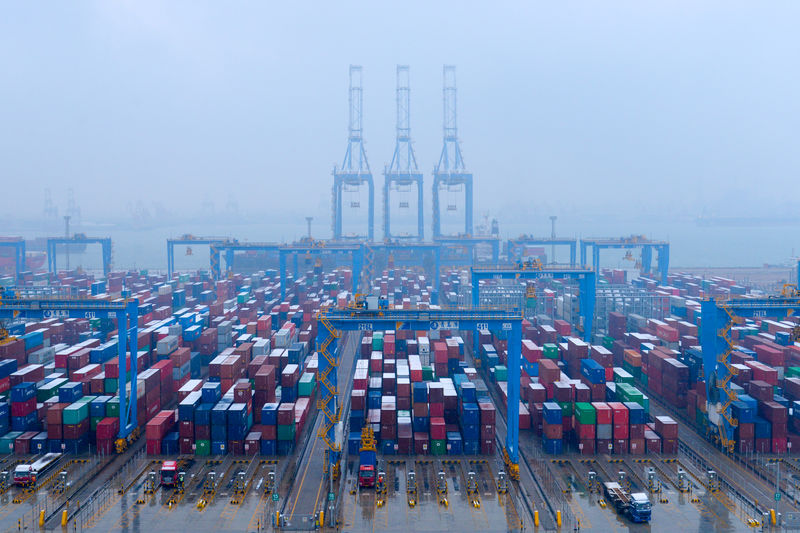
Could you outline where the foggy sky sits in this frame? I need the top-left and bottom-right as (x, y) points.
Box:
(2, 2), (799, 227)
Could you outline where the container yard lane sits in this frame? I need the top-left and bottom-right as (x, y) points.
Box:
(281, 331), (361, 528)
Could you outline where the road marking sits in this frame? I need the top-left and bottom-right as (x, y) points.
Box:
(289, 415), (321, 519)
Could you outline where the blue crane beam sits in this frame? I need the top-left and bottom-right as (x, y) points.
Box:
(507, 238), (577, 266)
(580, 238), (669, 284)
(0, 238), (25, 281)
(47, 237), (113, 277)
(470, 266), (596, 341)
(319, 307), (523, 469)
(0, 297), (139, 441)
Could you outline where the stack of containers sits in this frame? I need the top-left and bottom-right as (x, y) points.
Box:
(573, 403), (596, 455)
(609, 402), (628, 454)
(10, 383), (38, 432)
(593, 402), (613, 453)
(277, 402), (295, 455)
(260, 403), (279, 455)
(146, 410), (178, 454)
(542, 402), (563, 454)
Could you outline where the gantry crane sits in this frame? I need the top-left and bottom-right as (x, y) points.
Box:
(432, 66), (473, 238)
(701, 296), (800, 451)
(580, 236), (669, 284)
(167, 235), (230, 278)
(333, 65), (375, 241)
(47, 235), (113, 277)
(0, 294), (141, 450)
(470, 265), (596, 342)
(384, 66), (424, 241)
(316, 306), (524, 497)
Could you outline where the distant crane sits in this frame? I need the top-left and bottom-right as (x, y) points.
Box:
(384, 65), (424, 241)
(432, 65), (473, 238)
(332, 65), (375, 241)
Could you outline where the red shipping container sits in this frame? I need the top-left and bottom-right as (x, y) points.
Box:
(146, 439), (161, 455)
(613, 424), (629, 439)
(592, 402), (612, 425)
(773, 437), (788, 454)
(576, 423), (595, 440)
(578, 438), (595, 455)
(654, 416), (678, 439)
(414, 432), (429, 455)
(96, 417), (120, 440)
(629, 438), (645, 455)
(662, 438), (678, 455)
(11, 398), (36, 417)
(613, 439), (628, 454)
(47, 423), (63, 439)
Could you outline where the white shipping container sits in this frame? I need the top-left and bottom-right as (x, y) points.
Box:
(157, 335), (179, 356)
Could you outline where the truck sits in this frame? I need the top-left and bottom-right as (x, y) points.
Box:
(358, 426), (377, 488)
(603, 482), (651, 523)
(160, 460), (180, 487)
(13, 453), (62, 486)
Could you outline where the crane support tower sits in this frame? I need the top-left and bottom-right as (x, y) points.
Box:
(167, 235), (230, 279)
(384, 65), (424, 241)
(0, 237), (26, 282)
(432, 65), (473, 238)
(333, 65), (375, 242)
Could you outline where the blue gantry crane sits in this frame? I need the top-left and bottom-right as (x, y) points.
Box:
(47, 235), (113, 277)
(209, 241), (281, 280)
(316, 305), (523, 483)
(0, 237), (26, 281)
(278, 243), (364, 300)
(0, 293), (141, 450)
(432, 66), (473, 239)
(580, 236), (669, 284)
(434, 235), (500, 266)
(333, 65), (375, 242)
(167, 235), (230, 279)
(384, 66), (424, 242)
(470, 265), (596, 342)
(701, 296), (800, 452)
(507, 236), (578, 266)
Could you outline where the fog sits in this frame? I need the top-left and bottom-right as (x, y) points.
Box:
(2, 2), (799, 266)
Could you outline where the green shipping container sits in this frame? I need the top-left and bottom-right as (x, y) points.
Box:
(613, 368), (634, 385)
(543, 344), (558, 359)
(91, 417), (102, 431)
(298, 373), (316, 397)
(62, 402), (89, 425)
(104, 378), (118, 393)
(787, 367), (800, 378)
(0, 432), (23, 454)
(422, 366), (434, 381)
(37, 378), (68, 402)
(494, 365), (508, 382)
(195, 440), (210, 456)
(431, 439), (446, 456)
(372, 332), (384, 351)
(602, 336), (615, 350)
(277, 424), (296, 441)
(106, 397), (120, 417)
(557, 401), (573, 417)
(574, 402), (596, 425)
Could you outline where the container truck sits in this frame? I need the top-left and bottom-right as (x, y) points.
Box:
(358, 426), (377, 488)
(13, 453), (62, 486)
(603, 482), (651, 523)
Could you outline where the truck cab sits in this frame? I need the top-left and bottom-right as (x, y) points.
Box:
(13, 465), (35, 486)
(358, 462), (376, 488)
(160, 461), (179, 487)
(628, 493), (652, 523)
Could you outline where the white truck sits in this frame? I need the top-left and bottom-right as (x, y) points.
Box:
(13, 453), (62, 486)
